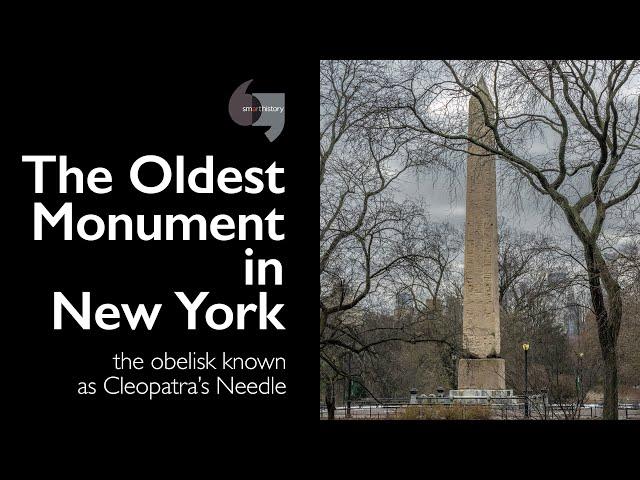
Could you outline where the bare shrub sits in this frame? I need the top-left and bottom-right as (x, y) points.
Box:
(398, 403), (492, 420)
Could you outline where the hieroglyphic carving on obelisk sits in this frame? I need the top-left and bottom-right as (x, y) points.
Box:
(457, 78), (505, 390)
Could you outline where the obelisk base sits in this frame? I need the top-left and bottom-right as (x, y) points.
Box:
(457, 358), (505, 390)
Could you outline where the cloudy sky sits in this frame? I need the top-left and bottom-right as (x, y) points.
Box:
(394, 162), (572, 236)
(383, 60), (639, 242)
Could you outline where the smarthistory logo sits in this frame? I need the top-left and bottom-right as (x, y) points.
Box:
(228, 79), (285, 142)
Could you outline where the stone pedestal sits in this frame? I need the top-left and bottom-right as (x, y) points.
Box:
(457, 358), (505, 390)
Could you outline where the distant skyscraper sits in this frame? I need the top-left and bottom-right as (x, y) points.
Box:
(546, 270), (582, 337)
(394, 291), (414, 317)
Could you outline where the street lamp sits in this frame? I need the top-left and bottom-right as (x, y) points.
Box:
(346, 352), (352, 418)
(522, 343), (530, 418)
(576, 352), (584, 410)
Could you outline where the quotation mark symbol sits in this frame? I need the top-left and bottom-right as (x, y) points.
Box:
(228, 80), (285, 142)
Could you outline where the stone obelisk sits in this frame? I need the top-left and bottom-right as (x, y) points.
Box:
(457, 78), (505, 391)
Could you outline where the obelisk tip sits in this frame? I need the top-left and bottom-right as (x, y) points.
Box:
(477, 77), (489, 95)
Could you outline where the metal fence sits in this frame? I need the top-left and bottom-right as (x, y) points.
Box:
(319, 398), (640, 420)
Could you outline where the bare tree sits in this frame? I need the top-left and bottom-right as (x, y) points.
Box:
(382, 60), (639, 419)
(320, 60), (440, 414)
(321, 60), (415, 336)
(498, 223), (551, 306)
(395, 222), (462, 314)
(319, 60), (480, 419)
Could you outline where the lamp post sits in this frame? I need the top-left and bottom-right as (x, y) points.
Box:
(522, 343), (530, 418)
(451, 353), (457, 387)
(576, 352), (584, 411)
(346, 351), (352, 418)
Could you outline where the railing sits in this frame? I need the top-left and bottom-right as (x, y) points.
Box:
(320, 399), (640, 420)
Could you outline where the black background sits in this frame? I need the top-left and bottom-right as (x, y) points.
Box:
(4, 17), (638, 466)
(6, 29), (318, 456)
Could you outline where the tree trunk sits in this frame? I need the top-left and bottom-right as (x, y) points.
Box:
(325, 381), (336, 420)
(602, 346), (618, 420)
(584, 245), (621, 420)
(591, 296), (619, 420)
